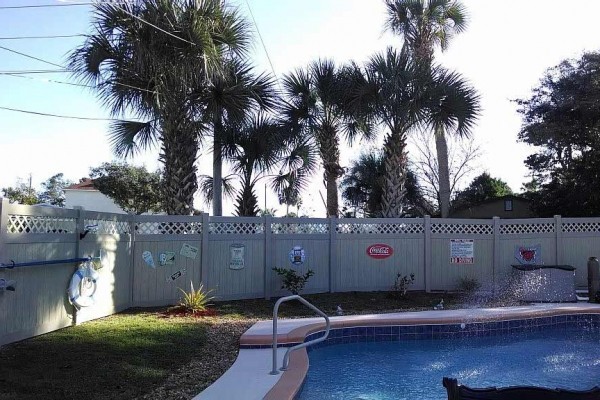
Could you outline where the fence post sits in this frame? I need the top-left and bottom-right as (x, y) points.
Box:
(492, 216), (501, 293)
(128, 214), (136, 307)
(554, 215), (562, 264)
(200, 212), (210, 291)
(264, 214), (273, 299)
(424, 215), (431, 292)
(0, 198), (7, 260)
(329, 217), (337, 293)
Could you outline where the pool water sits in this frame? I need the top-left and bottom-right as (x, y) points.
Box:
(298, 327), (600, 400)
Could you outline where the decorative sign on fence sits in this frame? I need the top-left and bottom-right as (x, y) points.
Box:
(142, 250), (156, 268)
(514, 244), (542, 265)
(450, 239), (474, 264)
(289, 245), (306, 266)
(229, 244), (245, 270)
(159, 252), (175, 266)
(167, 268), (186, 282)
(366, 244), (393, 259)
(180, 243), (199, 259)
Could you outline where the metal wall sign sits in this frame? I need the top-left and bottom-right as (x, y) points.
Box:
(159, 252), (175, 266)
(180, 243), (199, 259)
(229, 243), (245, 270)
(514, 244), (542, 265)
(366, 244), (393, 259)
(450, 239), (474, 264)
(142, 250), (156, 268)
(289, 245), (306, 266)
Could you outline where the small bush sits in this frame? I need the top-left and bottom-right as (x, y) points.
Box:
(272, 267), (314, 295)
(456, 276), (480, 293)
(391, 273), (415, 298)
(178, 281), (215, 313)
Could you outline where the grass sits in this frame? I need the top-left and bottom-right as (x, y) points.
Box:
(0, 291), (462, 400)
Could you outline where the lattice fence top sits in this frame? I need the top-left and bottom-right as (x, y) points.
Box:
(336, 222), (424, 235)
(272, 222), (329, 234)
(85, 219), (130, 235)
(500, 223), (555, 235)
(562, 222), (600, 233)
(209, 222), (264, 235)
(6, 214), (75, 234)
(135, 221), (202, 235)
(431, 223), (493, 235)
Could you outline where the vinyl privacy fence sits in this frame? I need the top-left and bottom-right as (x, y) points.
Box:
(1, 198), (599, 345)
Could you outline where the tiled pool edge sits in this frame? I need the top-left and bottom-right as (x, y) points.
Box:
(257, 305), (600, 400)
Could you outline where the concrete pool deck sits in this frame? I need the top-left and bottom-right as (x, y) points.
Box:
(195, 303), (600, 400)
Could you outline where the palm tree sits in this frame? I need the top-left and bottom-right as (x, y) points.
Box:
(198, 115), (317, 216)
(195, 58), (279, 216)
(69, 0), (250, 214)
(344, 47), (478, 217)
(281, 59), (374, 217)
(385, 0), (473, 217)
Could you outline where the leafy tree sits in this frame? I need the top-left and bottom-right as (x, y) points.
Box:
(341, 149), (434, 217)
(38, 173), (72, 207)
(2, 180), (38, 205)
(385, 0), (477, 218)
(281, 59), (374, 217)
(517, 52), (600, 216)
(69, 0), (250, 214)
(90, 163), (164, 214)
(451, 172), (512, 211)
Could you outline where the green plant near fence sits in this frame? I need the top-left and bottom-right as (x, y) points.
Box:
(272, 267), (314, 295)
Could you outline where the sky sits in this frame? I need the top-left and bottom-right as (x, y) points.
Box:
(1, 0), (600, 216)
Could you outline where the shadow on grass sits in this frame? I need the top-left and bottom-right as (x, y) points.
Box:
(0, 313), (207, 400)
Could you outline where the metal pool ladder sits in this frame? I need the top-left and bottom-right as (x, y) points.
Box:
(270, 295), (330, 375)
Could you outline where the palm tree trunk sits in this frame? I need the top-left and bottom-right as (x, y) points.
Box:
(435, 126), (451, 218)
(212, 111), (223, 216)
(381, 130), (408, 218)
(161, 111), (198, 215)
(319, 127), (342, 218)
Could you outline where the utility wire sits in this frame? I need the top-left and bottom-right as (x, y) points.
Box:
(117, 6), (197, 46)
(0, 34), (85, 40)
(0, 69), (68, 74)
(243, 0), (280, 88)
(2, 73), (93, 88)
(0, 44), (64, 69)
(0, 45), (156, 93)
(0, 105), (132, 121)
(0, 1), (132, 10)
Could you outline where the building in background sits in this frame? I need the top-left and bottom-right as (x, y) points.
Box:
(64, 178), (125, 214)
(450, 195), (534, 219)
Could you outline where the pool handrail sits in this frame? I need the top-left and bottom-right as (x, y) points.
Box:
(270, 295), (330, 375)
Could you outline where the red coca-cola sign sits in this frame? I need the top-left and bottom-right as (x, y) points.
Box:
(366, 244), (393, 259)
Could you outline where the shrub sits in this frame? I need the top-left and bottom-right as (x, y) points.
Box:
(456, 276), (480, 293)
(178, 281), (215, 313)
(272, 267), (314, 295)
(391, 272), (415, 298)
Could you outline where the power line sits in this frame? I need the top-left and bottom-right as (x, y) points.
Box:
(2, 73), (93, 88)
(0, 44), (63, 68)
(0, 3), (94, 9)
(243, 0), (280, 88)
(0, 105), (132, 122)
(117, 6), (197, 46)
(0, 34), (85, 40)
(0, 2), (132, 10)
(0, 69), (68, 74)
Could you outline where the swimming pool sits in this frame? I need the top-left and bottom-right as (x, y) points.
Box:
(298, 321), (600, 399)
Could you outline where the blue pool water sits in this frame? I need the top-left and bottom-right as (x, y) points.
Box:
(298, 327), (600, 399)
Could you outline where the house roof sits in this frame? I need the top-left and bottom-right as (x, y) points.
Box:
(65, 178), (97, 191)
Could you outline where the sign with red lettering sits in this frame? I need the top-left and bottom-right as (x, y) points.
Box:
(366, 244), (393, 259)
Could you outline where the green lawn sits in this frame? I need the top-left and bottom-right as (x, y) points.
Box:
(0, 291), (463, 400)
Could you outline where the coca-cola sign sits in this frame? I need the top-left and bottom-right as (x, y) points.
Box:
(366, 244), (393, 259)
